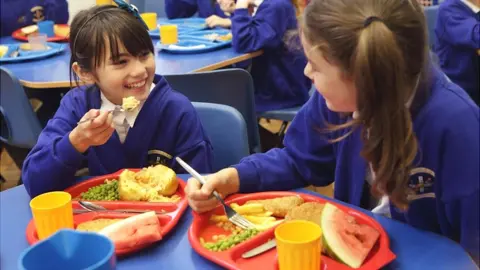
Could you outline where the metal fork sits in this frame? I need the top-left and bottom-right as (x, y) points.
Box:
(175, 157), (255, 230)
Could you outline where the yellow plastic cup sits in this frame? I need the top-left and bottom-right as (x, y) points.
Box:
(141, 13), (157, 31)
(159, 25), (178, 45)
(96, 0), (112, 5)
(275, 220), (322, 270)
(30, 191), (74, 240)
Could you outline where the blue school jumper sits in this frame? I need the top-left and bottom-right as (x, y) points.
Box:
(234, 67), (480, 261)
(0, 0), (69, 37)
(164, 0), (227, 19)
(435, 0), (480, 104)
(22, 75), (214, 198)
(230, 0), (311, 112)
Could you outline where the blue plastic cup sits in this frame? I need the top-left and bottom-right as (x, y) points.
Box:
(18, 229), (116, 270)
(37, 20), (55, 37)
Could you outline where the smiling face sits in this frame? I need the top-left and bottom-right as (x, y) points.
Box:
(301, 32), (357, 113)
(94, 38), (155, 104)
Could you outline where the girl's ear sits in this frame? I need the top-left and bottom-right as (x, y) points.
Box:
(72, 62), (95, 84)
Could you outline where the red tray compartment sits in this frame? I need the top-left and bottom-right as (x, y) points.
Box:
(26, 169), (188, 256)
(12, 24), (69, 42)
(188, 192), (396, 270)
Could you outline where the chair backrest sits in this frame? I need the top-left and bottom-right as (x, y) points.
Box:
(164, 69), (261, 153)
(424, 5), (439, 49)
(131, 0), (167, 18)
(192, 102), (250, 171)
(0, 67), (42, 149)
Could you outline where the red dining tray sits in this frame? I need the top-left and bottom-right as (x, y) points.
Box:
(26, 169), (188, 256)
(12, 24), (69, 42)
(188, 192), (396, 270)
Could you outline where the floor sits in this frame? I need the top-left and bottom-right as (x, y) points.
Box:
(1, 119), (333, 197)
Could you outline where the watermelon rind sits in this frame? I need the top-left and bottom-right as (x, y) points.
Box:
(321, 203), (363, 269)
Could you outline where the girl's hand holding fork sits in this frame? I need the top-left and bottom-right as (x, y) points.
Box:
(69, 109), (114, 153)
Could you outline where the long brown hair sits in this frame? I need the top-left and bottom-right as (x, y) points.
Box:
(302, 0), (430, 209)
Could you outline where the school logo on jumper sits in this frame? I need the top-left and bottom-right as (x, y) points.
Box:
(147, 149), (172, 167)
(31, 6), (45, 23)
(407, 167), (435, 201)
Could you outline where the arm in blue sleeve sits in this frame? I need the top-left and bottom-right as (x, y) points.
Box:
(164, 0), (198, 19)
(436, 8), (480, 49)
(234, 92), (336, 193)
(439, 105), (480, 263)
(22, 93), (86, 198)
(44, 0), (69, 24)
(230, 2), (290, 52)
(170, 103), (214, 174)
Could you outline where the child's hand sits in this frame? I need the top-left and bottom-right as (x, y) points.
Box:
(69, 109), (115, 153)
(206, 15), (232, 28)
(185, 168), (240, 213)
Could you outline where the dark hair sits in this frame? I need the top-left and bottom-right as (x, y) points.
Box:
(69, 5), (154, 87)
(302, 0), (429, 209)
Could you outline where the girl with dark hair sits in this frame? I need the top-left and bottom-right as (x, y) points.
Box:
(185, 0), (479, 263)
(22, 4), (214, 198)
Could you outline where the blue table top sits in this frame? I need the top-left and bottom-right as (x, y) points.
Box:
(0, 175), (477, 270)
(0, 37), (260, 89)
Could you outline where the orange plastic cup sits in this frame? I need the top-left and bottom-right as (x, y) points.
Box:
(275, 220), (322, 270)
(96, 0), (112, 5)
(159, 25), (178, 45)
(30, 191), (74, 240)
(141, 13), (157, 31)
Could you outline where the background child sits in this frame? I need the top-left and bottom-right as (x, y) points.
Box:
(0, 0), (69, 36)
(186, 0), (479, 263)
(212, 0), (311, 113)
(435, 0), (480, 104)
(22, 4), (214, 198)
(164, 0), (227, 19)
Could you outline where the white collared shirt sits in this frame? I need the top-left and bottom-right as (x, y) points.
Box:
(252, 0), (264, 16)
(100, 83), (155, 143)
(461, 0), (480, 13)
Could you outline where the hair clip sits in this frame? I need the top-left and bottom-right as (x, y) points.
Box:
(113, 0), (149, 30)
(363, 16), (383, 27)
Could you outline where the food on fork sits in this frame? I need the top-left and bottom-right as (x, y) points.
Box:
(98, 211), (163, 250)
(122, 96), (140, 111)
(118, 164), (180, 202)
(246, 196), (304, 217)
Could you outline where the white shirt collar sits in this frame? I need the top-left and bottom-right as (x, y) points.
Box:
(252, 0), (264, 16)
(461, 0), (480, 13)
(100, 83), (155, 128)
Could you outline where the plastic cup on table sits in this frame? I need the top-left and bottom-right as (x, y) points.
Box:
(159, 25), (178, 45)
(141, 13), (157, 31)
(29, 191), (74, 240)
(274, 220), (322, 270)
(27, 33), (48, 51)
(37, 20), (54, 37)
(96, 0), (112, 5)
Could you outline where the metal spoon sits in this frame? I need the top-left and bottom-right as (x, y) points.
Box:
(77, 200), (173, 215)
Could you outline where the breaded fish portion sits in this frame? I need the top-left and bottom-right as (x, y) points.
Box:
(285, 202), (325, 226)
(247, 196), (304, 217)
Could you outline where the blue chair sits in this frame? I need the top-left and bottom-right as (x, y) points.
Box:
(192, 102), (249, 171)
(257, 86), (315, 141)
(0, 67), (42, 185)
(424, 5), (439, 49)
(164, 69), (261, 153)
(131, 0), (167, 18)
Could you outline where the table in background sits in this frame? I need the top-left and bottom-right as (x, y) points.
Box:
(0, 37), (261, 89)
(0, 175), (477, 270)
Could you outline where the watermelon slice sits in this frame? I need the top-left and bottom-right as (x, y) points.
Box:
(321, 203), (380, 268)
(99, 211), (163, 250)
